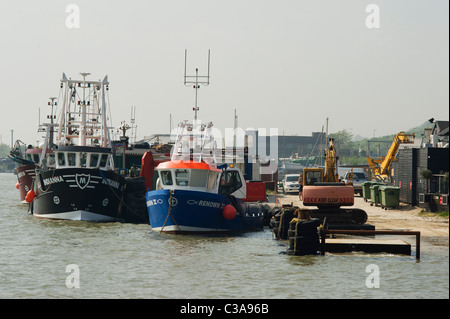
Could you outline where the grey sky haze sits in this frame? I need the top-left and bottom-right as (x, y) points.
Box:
(0, 0), (448, 147)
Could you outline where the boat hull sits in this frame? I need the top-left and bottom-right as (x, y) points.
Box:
(31, 168), (125, 222)
(146, 189), (263, 233)
(16, 164), (36, 203)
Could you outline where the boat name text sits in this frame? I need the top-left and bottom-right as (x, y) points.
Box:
(43, 176), (64, 186)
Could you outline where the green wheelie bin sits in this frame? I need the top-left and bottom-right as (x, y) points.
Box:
(370, 184), (382, 206)
(362, 181), (372, 202)
(379, 186), (400, 210)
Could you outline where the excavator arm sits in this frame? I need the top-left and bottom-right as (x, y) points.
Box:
(324, 137), (339, 182)
(366, 132), (415, 181)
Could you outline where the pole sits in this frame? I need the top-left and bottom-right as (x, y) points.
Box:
(194, 68), (199, 120)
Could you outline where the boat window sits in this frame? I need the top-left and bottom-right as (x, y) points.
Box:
(160, 170), (173, 185)
(33, 154), (40, 163)
(57, 153), (66, 166)
(80, 153), (87, 168)
(219, 170), (243, 195)
(67, 153), (77, 166)
(108, 155), (114, 168)
(208, 171), (219, 189)
(99, 154), (108, 168)
(47, 154), (55, 167)
(175, 169), (189, 186)
(90, 154), (99, 167)
(190, 170), (208, 188)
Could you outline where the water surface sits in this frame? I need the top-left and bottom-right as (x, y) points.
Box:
(0, 173), (448, 299)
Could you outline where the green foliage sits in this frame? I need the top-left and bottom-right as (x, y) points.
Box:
(438, 211), (449, 218)
(328, 129), (353, 146)
(420, 169), (433, 180)
(0, 144), (10, 157)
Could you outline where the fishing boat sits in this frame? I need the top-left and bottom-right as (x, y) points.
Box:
(29, 73), (125, 221)
(145, 120), (266, 233)
(10, 98), (57, 203)
(9, 140), (39, 203)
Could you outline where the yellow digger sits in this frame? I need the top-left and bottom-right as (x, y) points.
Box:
(366, 132), (415, 182)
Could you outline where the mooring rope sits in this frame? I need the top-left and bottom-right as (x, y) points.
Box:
(160, 189), (180, 233)
(98, 169), (145, 221)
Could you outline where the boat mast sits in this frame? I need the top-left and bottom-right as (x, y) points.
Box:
(184, 49), (210, 120)
(58, 73), (110, 147)
(79, 72), (90, 146)
(48, 97), (57, 148)
(58, 73), (68, 144)
(101, 75), (109, 147)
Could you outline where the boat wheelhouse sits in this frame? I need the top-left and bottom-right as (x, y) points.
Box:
(54, 146), (114, 171)
(156, 161), (221, 192)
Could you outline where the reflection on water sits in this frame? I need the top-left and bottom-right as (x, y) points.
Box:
(0, 173), (448, 299)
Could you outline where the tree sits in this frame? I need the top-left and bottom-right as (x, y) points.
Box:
(420, 169), (433, 193)
(329, 129), (353, 145)
(329, 130), (354, 162)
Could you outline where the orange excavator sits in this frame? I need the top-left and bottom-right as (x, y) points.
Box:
(300, 137), (368, 225)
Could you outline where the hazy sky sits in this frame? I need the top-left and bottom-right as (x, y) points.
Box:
(0, 0), (448, 147)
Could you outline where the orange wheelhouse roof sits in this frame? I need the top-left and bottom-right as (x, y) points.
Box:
(156, 160), (222, 172)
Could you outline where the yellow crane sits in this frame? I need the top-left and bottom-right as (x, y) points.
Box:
(366, 132), (415, 182)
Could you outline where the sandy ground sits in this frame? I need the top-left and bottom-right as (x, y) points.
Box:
(271, 193), (449, 247)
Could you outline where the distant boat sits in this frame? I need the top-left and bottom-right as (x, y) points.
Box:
(30, 73), (125, 221)
(9, 140), (53, 203)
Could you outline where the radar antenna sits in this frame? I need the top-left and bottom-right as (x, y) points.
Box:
(184, 49), (211, 120)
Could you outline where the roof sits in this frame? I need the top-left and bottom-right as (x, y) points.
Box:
(156, 160), (222, 172)
(432, 121), (449, 136)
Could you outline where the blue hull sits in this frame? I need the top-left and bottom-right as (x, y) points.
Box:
(146, 189), (263, 233)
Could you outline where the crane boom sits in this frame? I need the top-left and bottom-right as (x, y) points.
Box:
(366, 132), (415, 181)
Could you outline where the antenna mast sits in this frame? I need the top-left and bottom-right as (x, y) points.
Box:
(130, 105), (137, 144)
(184, 49), (211, 120)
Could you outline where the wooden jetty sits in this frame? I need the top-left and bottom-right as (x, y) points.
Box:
(320, 230), (421, 260)
(323, 238), (411, 255)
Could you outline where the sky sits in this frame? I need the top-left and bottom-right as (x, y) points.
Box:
(0, 0), (448, 147)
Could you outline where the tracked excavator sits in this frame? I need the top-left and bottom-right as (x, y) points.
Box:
(300, 137), (368, 225)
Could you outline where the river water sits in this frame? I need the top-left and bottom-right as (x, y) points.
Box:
(0, 173), (448, 299)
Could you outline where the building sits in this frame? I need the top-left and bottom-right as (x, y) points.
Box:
(392, 120), (449, 212)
